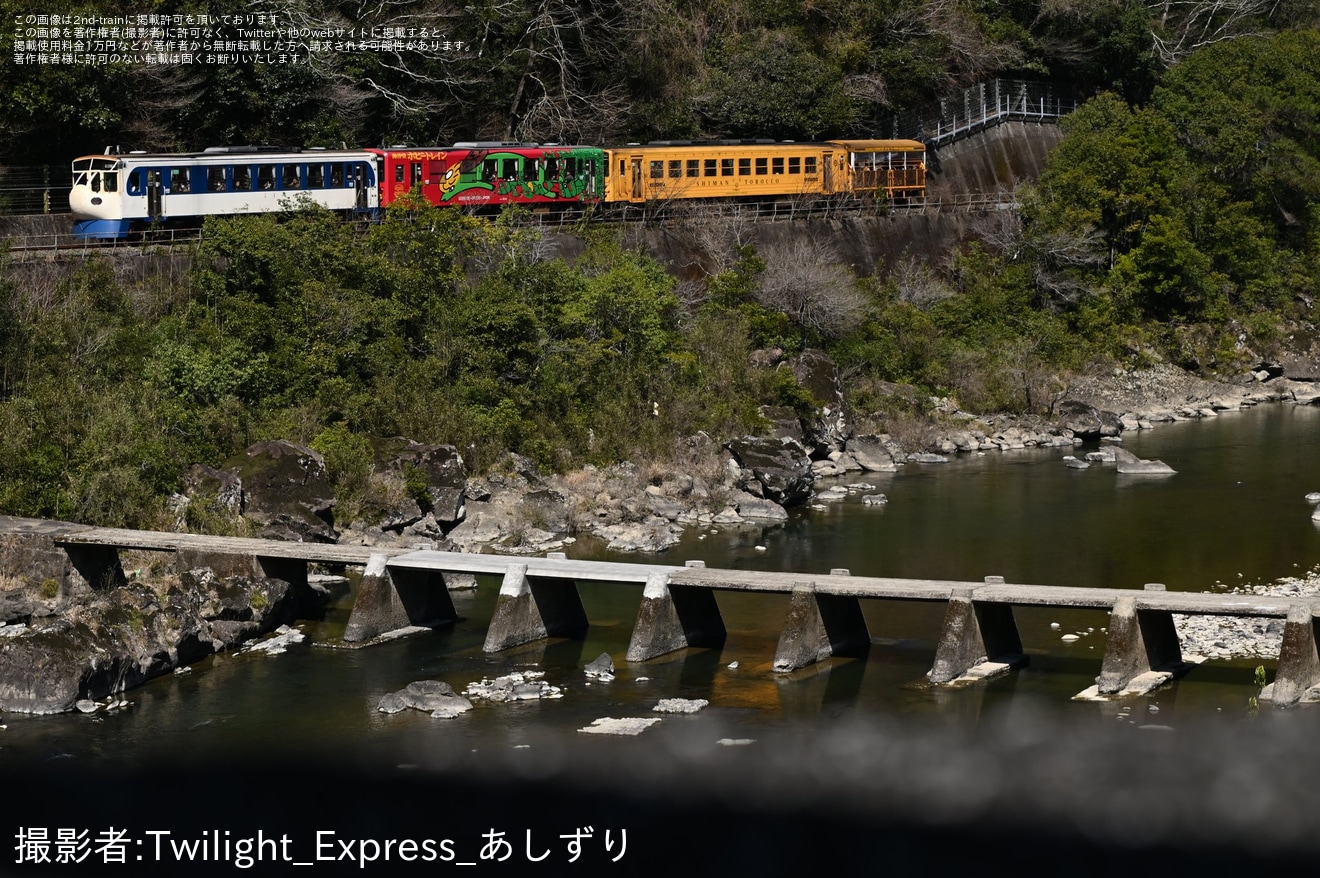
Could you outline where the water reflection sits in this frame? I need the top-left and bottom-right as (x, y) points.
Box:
(3, 405), (1319, 772)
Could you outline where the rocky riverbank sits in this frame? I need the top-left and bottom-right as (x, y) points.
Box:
(2, 355), (1316, 713)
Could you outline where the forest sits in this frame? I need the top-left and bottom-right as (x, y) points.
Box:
(0, 1), (1318, 529)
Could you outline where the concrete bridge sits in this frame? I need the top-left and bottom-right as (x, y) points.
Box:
(4, 515), (1316, 706)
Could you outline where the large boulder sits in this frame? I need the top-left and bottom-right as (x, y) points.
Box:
(846, 435), (901, 472)
(724, 436), (814, 507)
(1055, 401), (1123, 441)
(0, 567), (295, 714)
(378, 440), (469, 529)
(790, 349), (853, 457)
(230, 440), (337, 542)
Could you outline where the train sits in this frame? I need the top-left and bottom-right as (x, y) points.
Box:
(68, 139), (927, 240)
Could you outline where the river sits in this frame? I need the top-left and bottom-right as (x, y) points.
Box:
(4, 402), (1320, 767)
(8, 403), (1320, 874)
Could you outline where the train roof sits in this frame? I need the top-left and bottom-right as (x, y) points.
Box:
(827, 139), (927, 151)
(72, 147), (375, 164)
(603, 139), (926, 153)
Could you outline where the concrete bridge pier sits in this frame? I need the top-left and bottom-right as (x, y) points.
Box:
(773, 575), (870, 673)
(343, 553), (459, 643)
(1092, 594), (1184, 696)
(483, 562), (588, 652)
(62, 543), (127, 591)
(626, 565), (727, 662)
(1262, 604), (1320, 706)
(928, 579), (1027, 684)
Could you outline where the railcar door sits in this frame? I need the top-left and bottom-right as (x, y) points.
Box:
(355, 164), (368, 210)
(822, 152), (834, 194)
(146, 169), (164, 219)
(630, 157), (643, 201)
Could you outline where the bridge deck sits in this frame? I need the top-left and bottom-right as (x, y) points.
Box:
(6, 515), (1320, 703)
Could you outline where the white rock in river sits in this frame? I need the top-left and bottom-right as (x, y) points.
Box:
(1306, 492), (1320, 503)
(653, 698), (709, 714)
(1061, 633), (1081, 642)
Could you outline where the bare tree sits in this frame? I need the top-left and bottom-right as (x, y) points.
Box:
(1147, 0), (1283, 65)
(756, 237), (868, 339)
(922, 0), (1027, 82)
(890, 253), (955, 309)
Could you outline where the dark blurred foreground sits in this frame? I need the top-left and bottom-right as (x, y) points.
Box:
(7, 704), (1319, 877)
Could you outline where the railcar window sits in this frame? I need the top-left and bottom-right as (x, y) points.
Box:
(546, 158), (560, 179)
(500, 158), (517, 179)
(258, 165), (276, 190)
(738, 158), (750, 176)
(721, 158), (733, 177)
(789, 157), (801, 174)
(125, 170), (141, 194)
(308, 164), (324, 188)
(412, 162), (423, 185)
(169, 168), (189, 193)
(208, 167), (226, 191)
(704, 159), (716, 177)
(483, 159), (497, 182)
(772, 157), (784, 174)
(619, 160), (625, 176)
(235, 166), (254, 191)
(686, 159), (699, 178)
(755, 158), (767, 175)
(524, 160), (538, 182)
(395, 165), (405, 184)
(650, 161), (663, 179)
(805, 157), (817, 174)
(283, 165), (301, 189)
(428, 160), (443, 177)
(90, 174), (101, 193)
(331, 164), (344, 187)
(665, 160), (679, 179)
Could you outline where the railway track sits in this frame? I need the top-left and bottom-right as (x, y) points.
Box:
(1, 194), (1016, 261)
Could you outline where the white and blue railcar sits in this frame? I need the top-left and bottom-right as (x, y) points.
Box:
(69, 146), (380, 240)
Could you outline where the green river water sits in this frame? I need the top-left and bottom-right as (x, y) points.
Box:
(6, 403), (1320, 767)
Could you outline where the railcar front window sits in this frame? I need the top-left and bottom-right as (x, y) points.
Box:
(90, 174), (101, 193)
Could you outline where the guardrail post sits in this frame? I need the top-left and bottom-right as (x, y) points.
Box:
(773, 578), (870, 673)
(1267, 604), (1320, 705)
(484, 562), (588, 652)
(1095, 596), (1182, 695)
(626, 568), (727, 662)
(343, 553), (457, 642)
(928, 579), (1026, 684)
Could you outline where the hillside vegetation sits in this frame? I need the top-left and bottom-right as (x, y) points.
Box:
(0, 4), (1318, 529)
